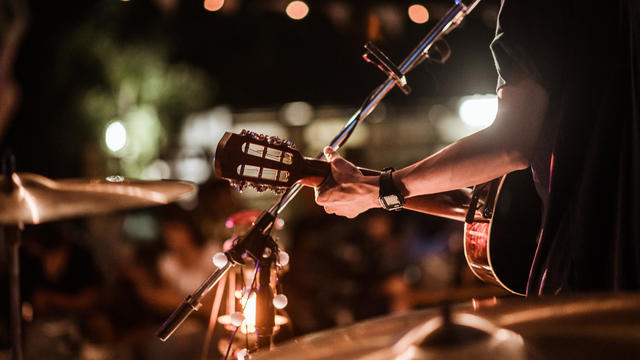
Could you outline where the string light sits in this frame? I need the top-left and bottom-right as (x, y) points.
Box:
(408, 4), (429, 24)
(204, 0), (224, 12)
(212, 252), (229, 269)
(286, 1), (309, 20)
(277, 251), (290, 266)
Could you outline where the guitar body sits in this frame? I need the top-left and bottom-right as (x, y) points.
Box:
(464, 169), (542, 296)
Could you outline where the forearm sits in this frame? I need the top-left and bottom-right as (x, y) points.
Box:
(395, 127), (528, 197)
(316, 70), (548, 219)
(395, 74), (548, 197)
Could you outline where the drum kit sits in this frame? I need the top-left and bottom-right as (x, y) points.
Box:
(252, 293), (640, 360)
(4, 173), (640, 360)
(0, 170), (197, 360)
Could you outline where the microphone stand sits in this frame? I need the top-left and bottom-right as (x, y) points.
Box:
(156, 0), (482, 349)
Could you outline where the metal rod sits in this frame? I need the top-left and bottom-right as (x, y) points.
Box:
(156, 260), (233, 341)
(6, 226), (23, 360)
(271, 1), (476, 214)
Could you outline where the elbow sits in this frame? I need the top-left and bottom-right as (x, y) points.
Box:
(503, 145), (532, 170)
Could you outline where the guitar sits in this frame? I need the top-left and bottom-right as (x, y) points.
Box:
(214, 130), (541, 296)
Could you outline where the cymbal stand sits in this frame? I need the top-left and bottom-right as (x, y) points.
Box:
(4, 226), (23, 360)
(156, 0), (482, 350)
(2, 151), (23, 360)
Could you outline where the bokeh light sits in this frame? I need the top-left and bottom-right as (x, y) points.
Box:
(286, 1), (309, 20)
(459, 94), (498, 128)
(408, 4), (429, 24)
(105, 121), (127, 153)
(204, 0), (224, 12)
(281, 101), (313, 126)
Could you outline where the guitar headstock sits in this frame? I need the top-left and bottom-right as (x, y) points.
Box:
(214, 130), (306, 194)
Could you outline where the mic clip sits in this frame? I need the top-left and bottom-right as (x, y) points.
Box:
(363, 42), (412, 95)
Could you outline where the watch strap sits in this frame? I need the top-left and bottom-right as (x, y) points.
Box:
(379, 167), (404, 211)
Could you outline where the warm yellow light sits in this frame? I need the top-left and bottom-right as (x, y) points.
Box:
(286, 1), (309, 20)
(204, 0), (224, 12)
(408, 4), (429, 24)
(217, 290), (289, 335)
(243, 293), (257, 332)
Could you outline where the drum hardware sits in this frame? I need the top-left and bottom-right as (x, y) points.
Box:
(0, 153), (197, 360)
(248, 293), (640, 360)
(2, 150), (25, 360)
(157, 1), (482, 358)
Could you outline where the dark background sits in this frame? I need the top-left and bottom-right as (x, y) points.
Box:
(4, 0), (499, 178)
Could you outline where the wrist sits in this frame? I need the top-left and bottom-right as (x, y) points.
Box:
(378, 168), (405, 211)
(362, 175), (382, 209)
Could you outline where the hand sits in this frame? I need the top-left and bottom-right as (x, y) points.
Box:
(314, 147), (380, 218)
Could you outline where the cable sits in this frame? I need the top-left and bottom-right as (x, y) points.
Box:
(222, 261), (260, 360)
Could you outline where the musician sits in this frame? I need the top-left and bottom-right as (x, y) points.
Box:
(316, 0), (640, 295)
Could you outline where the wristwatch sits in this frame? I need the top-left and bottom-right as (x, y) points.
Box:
(378, 167), (405, 211)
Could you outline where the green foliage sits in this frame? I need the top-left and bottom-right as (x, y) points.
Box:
(65, 17), (216, 177)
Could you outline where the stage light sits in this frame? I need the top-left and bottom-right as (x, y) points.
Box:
(105, 121), (127, 153)
(408, 4), (429, 24)
(458, 94), (498, 128)
(204, 0), (224, 12)
(286, 1), (309, 20)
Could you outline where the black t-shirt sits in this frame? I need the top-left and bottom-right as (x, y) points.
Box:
(491, 0), (640, 294)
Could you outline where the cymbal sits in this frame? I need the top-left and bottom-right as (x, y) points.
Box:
(0, 172), (197, 225)
(252, 293), (640, 360)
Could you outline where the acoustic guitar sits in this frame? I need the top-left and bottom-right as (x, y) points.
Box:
(214, 130), (541, 296)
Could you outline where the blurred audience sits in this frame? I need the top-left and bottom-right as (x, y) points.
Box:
(19, 222), (110, 359)
(0, 177), (497, 359)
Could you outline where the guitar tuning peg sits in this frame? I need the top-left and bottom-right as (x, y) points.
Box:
(235, 181), (247, 193)
(255, 184), (270, 192)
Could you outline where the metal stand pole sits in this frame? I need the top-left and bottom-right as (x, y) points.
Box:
(6, 226), (23, 360)
(254, 251), (275, 351)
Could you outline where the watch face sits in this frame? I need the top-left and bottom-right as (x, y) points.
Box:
(381, 194), (402, 210)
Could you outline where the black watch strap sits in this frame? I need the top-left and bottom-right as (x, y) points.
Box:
(379, 167), (404, 211)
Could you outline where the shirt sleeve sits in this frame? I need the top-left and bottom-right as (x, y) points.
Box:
(490, 0), (567, 92)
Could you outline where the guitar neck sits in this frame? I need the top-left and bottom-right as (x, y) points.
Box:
(302, 157), (471, 222)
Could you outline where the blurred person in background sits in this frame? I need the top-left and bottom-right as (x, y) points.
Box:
(121, 205), (220, 359)
(283, 210), (413, 335)
(19, 222), (111, 359)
